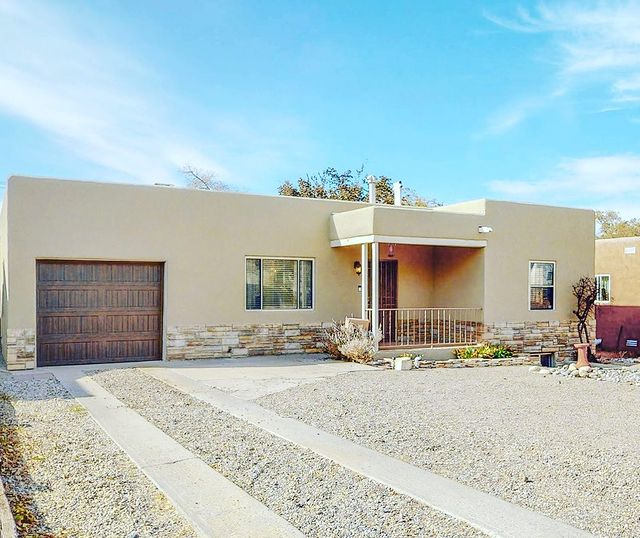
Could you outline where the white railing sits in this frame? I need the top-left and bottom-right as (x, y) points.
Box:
(366, 307), (483, 348)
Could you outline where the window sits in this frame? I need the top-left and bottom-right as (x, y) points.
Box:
(245, 257), (313, 310)
(529, 261), (555, 310)
(595, 274), (610, 303)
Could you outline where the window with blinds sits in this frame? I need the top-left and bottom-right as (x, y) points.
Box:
(245, 257), (314, 310)
(529, 261), (555, 310)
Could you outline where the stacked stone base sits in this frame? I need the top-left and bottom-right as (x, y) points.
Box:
(5, 329), (35, 370)
(166, 323), (330, 360)
(482, 320), (593, 360)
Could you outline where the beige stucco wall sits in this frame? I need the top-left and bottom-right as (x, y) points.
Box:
(0, 191), (7, 362)
(4, 176), (367, 334)
(595, 237), (640, 306)
(330, 204), (486, 242)
(432, 247), (484, 308)
(383, 244), (483, 310)
(1, 176), (595, 366)
(331, 199), (594, 323)
(481, 200), (594, 322)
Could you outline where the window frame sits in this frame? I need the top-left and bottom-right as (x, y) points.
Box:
(528, 260), (556, 312)
(595, 273), (611, 304)
(244, 256), (315, 311)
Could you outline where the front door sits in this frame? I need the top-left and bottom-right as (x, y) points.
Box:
(369, 260), (398, 343)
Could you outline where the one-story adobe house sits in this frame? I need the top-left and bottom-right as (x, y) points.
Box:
(0, 176), (594, 370)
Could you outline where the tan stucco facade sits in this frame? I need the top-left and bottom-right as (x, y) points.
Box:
(0, 176), (595, 368)
(595, 237), (640, 306)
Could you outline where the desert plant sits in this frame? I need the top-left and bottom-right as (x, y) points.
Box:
(321, 320), (381, 363)
(572, 276), (597, 344)
(453, 343), (514, 359)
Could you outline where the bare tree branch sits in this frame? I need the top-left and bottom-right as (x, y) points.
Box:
(181, 164), (234, 191)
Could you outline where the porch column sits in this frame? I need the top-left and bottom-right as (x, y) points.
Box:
(371, 241), (379, 347)
(361, 243), (368, 320)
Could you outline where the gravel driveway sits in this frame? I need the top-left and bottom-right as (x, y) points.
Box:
(93, 368), (486, 538)
(259, 366), (640, 538)
(0, 373), (195, 538)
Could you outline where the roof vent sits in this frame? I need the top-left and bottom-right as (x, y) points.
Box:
(393, 181), (402, 206)
(367, 175), (377, 204)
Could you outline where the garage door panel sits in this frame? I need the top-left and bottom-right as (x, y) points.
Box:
(105, 288), (162, 308)
(105, 313), (161, 333)
(37, 261), (163, 366)
(104, 263), (163, 283)
(38, 288), (100, 310)
(105, 339), (160, 360)
(37, 315), (101, 336)
(38, 341), (102, 366)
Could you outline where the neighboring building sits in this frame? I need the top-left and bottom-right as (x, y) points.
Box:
(595, 237), (640, 305)
(594, 237), (640, 354)
(0, 176), (595, 370)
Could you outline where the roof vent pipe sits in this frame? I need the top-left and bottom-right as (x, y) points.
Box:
(393, 181), (402, 206)
(367, 175), (377, 204)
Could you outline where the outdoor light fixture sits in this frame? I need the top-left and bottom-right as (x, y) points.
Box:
(354, 261), (362, 275)
(387, 244), (395, 257)
(478, 226), (493, 234)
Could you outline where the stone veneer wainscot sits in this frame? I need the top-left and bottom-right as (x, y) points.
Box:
(5, 329), (36, 370)
(483, 320), (594, 360)
(166, 322), (331, 360)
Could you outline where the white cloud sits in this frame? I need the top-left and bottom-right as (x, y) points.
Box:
(489, 154), (640, 214)
(0, 0), (309, 186)
(484, 2), (640, 132)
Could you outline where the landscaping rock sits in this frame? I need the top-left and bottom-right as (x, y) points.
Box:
(0, 373), (194, 538)
(94, 369), (484, 538)
(260, 366), (640, 538)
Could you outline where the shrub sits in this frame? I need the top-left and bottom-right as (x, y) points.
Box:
(321, 320), (381, 363)
(453, 343), (514, 360)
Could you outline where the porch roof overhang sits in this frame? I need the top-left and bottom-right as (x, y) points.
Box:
(329, 205), (488, 248)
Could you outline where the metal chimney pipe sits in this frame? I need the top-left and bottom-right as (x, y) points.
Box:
(393, 181), (403, 206)
(367, 175), (377, 204)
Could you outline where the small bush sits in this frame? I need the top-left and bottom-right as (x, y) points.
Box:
(453, 343), (514, 360)
(321, 321), (381, 363)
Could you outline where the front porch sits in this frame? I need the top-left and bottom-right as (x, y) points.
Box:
(338, 240), (485, 349)
(329, 204), (487, 349)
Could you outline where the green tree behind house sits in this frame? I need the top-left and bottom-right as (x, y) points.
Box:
(277, 166), (439, 207)
(596, 210), (640, 238)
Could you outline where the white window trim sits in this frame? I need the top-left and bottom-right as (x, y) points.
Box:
(244, 256), (315, 312)
(595, 273), (611, 304)
(528, 260), (556, 312)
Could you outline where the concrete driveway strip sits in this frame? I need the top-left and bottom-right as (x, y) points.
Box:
(53, 368), (302, 538)
(146, 367), (594, 538)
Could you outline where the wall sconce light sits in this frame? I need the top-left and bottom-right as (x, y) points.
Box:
(387, 244), (395, 257)
(478, 226), (493, 234)
(353, 261), (362, 275)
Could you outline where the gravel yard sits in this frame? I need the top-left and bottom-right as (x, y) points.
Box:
(0, 373), (195, 538)
(259, 366), (640, 538)
(93, 368), (486, 538)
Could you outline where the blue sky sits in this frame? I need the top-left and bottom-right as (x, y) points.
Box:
(2, 1), (640, 214)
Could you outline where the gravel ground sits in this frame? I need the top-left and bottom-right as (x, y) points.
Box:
(259, 366), (640, 538)
(0, 373), (195, 538)
(93, 368), (486, 538)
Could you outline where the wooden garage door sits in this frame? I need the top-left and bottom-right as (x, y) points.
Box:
(36, 261), (163, 366)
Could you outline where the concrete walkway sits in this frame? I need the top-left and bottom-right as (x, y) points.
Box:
(53, 368), (302, 538)
(152, 355), (375, 399)
(146, 367), (593, 538)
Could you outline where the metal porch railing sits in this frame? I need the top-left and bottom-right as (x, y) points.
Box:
(366, 307), (483, 348)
